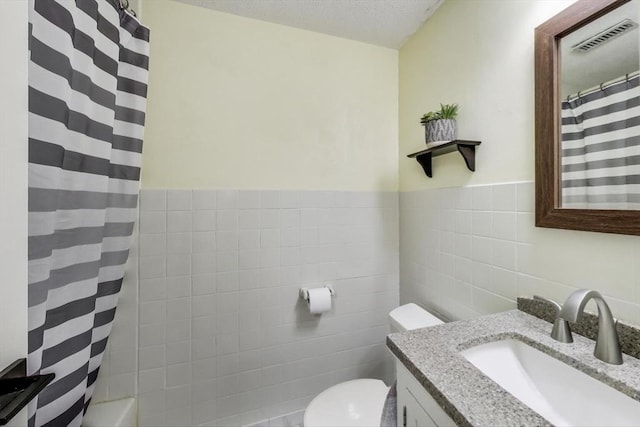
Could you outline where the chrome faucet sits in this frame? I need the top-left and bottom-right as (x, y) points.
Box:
(559, 289), (623, 365)
(533, 295), (573, 343)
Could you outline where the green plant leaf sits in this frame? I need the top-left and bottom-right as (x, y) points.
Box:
(439, 103), (458, 119)
(420, 103), (458, 125)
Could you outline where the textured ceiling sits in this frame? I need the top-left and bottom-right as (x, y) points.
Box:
(172, 0), (445, 48)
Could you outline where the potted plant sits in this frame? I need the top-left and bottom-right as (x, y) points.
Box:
(420, 103), (458, 145)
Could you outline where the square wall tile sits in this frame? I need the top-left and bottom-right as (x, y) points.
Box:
(140, 233), (166, 257)
(140, 278), (166, 302)
(140, 189), (166, 212)
(492, 183), (516, 212)
(139, 324), (166, 348)
(217, 272), (239, 293)
(471, 237), (492, 264)
(166, 363), (191, 387)
(139, 368), (165, 394)
(239, 210), (260, 230)
(492, 212), (517, 241)
(138, 346), (165, 371)
(166, 320), (191, 343)
(217, 190), (239, 209)
(166, 341), (191, 365)
(140, 212), (166, 234)
(260, 210), (280, 229)
(166, 254), (191, 277)
(217, 252), (239, 272)
(260, 191), (280, 209)
(192, 274), (216, 295)
(192, 211), (216, 231)
(280, 228), (301, 247)
(492, 267), (518, 300)
(239, 191), (261, 209)
(193, 190), (217, 210)
(168, 190), (192, 211)
(455, 187), (472, 210)
(261, 229), (280, 248)
(216, 231), (239, 252)
(167, 211), (192, 233)
(454, 211), (472, 235)
(279, 210), (300, 228)
(140, 256), (166, 280)
(192, 296), (216, 317)
(239, 230), (260, 249)
(192, 252), (217, 275)
(167, 233), (191, 254)
(166, 276), (192, 299)
(239, 250), (261, 270)
(140, 301), (166, 325)
(491, 240), (516, 271)
(192, 231), (215, 253)
(167, 298), (191, 322)
(279, 191), (300, 208)
(472, 185), (491, 211)
(472, 212), (492, 237)
(217, 210), (239, 231)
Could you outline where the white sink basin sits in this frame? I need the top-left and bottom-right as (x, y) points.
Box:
(460, 339), (640, 426)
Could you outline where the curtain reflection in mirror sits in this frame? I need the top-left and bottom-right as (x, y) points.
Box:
(561, 71), (640, 210)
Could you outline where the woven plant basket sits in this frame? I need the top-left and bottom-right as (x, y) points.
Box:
(425, 119), (456, 144)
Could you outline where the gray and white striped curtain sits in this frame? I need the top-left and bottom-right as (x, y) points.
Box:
(561, 72), (640, 209)
(27, 1), (149, 425)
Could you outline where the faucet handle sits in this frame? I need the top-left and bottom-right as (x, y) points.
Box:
(533, 295), (573, 343)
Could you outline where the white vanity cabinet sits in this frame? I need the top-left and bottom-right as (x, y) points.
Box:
(396, 361), (455, 427)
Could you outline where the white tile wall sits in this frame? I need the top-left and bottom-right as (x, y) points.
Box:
(400, 182), (640, 325)
(133, 189), (399, 427)
(94, 182), (640, 425)
(93, 226), (140, 403)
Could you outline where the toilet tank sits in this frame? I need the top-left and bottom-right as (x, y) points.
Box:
(389, 303), (443, 332)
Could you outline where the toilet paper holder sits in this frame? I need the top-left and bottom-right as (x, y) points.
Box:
(299, 284), (335, 302)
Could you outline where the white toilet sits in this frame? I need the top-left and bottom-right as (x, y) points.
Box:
(303, 303), (444, 427)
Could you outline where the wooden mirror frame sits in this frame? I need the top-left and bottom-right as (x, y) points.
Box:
(535, 0), (640, 236)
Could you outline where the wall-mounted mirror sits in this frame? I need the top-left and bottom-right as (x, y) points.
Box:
(535, 0), (640, 235)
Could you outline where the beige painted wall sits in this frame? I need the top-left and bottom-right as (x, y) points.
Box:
(0, 1), (28, 425)
(399, 0), (575, 191)
(141, 0), (398, 190)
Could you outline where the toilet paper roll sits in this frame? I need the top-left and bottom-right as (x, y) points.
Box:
(307, 287), (332, 314)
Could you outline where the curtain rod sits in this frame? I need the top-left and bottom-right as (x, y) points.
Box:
(566, 70), (639, 102)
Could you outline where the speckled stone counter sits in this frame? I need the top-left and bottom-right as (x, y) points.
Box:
(386, 310), (640, 427)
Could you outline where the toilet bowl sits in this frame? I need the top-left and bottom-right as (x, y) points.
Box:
(304, 379), (389, 427)
(303, 303), (443, 427)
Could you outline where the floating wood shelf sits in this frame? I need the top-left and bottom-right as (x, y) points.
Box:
(407, 140), (481, 178)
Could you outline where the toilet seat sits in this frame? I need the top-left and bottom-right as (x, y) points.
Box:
(303, 379), (390, 427)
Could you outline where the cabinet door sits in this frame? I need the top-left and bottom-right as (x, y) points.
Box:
(399, 387), (437, 427)
(396, 361), (456, 427)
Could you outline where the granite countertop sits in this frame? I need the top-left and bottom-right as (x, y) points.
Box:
(386, 310), (640, 427)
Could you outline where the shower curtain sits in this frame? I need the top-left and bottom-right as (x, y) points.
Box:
(27, 1), (149, 425)
(561, 72), (640, 209)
